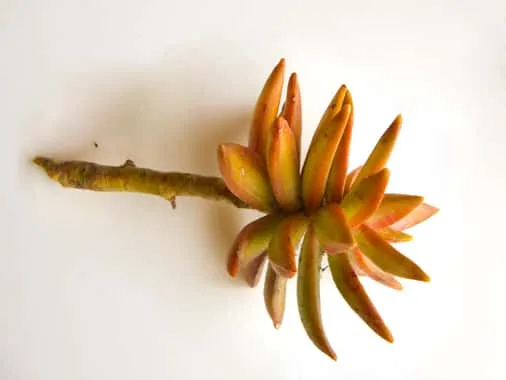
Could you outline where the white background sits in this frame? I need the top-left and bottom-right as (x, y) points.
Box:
(2, 0), (506, 379)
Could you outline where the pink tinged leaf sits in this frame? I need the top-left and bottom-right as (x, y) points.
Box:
(217, 143), (276, 212)
(368, 193), (424, 229)
(248, 58), (286, 159)
(341, 168), (390, 228)
(328, 252), (394, 343)
(313, 203), (355, 254)
(376, 227), (413, 243)
(264, 263), (288, 329)
(347, 250), (366, 276)
(242, 252), (268, 288)
(390, 203), (439, 231)
(268, 214), (308, 278)
(354, 224), (430, 282)
(326, 90), (354, 203)
(297, 224), (337, 361)
(351, 114), (402, 191)
(267, 117), (301, 212)
(282, 73), (302, 156)
(301, 105), (352, 213)
(349, 248), (403, 291)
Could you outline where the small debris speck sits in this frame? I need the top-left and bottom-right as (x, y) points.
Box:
(93, 142), (99, 148)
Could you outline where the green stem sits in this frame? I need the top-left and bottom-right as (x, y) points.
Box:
(33, 156), (250, 209)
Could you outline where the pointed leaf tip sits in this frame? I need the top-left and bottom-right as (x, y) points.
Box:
(302, 104), (351, 213)
(297, 225), (337, 361)
(368, 194), (424, 229)
(329, 253), (394, 342)
(316, 85), (349, 136)
(355, 224), (430, 282)
(218, 143), (275, 211)
(248, 59), (286, 159)
(349, 248), (403, 291)
(341, 168), (390, 227)
(352, 114), (402, 189)
(326, 88), (354, 203)
(267, 116), (301, 212)
(390, 203), (439, 231)
(283, 72), (302, 155)
(226, 250), (239, 277)
(264, 263), (288, 328)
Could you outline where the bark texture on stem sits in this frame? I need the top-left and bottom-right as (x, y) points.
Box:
(33, 157), (250, 209)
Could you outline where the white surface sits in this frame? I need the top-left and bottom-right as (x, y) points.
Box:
(2, 0), (506, 379)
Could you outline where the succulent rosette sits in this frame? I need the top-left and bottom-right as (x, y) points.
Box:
(217, 58), (438, 360)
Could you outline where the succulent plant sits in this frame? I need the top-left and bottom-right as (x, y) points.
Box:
(218, 59), (438, 360)
(33, 58), (438, 361)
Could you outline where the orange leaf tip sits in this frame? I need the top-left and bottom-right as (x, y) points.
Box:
(301, 104), (351, 213)
(352, 114), (402, 189)
(248, 58), (286, 160)
(267, 116), (301, 212)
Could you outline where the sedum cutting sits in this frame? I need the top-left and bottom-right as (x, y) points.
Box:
(34, 58), (438, 360)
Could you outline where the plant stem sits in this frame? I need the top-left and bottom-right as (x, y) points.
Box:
(33, 156), (250, 209)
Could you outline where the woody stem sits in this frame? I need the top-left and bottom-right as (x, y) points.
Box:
(33, 156), (250, 209)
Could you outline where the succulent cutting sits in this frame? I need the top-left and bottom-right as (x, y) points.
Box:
(34, 58), (438, 361)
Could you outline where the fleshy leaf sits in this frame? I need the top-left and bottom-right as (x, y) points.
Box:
(347, 250), (365, 275)
(268, 214), (308, 278)
(328, 252), (394, 342)
(218, 143), (276, 211)
(228, 214), (283, 273)
(341, 168), (390, 227)
(248, 58), (286, 159)
(314, 85), (348, 137)
(226, 250), (239, 277)
(377, 227), (413, 243)
(264, 263), (288, 328)
(368, 194), (424, 229)
(351, 114), (402, 190)
(349, 248), (403, 291)
(267, 117), (301, 212)
(355, 224), (430, 282)
(301, 105), (351, 213)
(313, 203), (355, 254)
(242, 252), (268, 288)
(390, 203), (439, 231)
(297, 224), (337, 361)
(282, 73), (302, 155)
(343, 165), (362, 195)
(326, 90), (354, 203)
